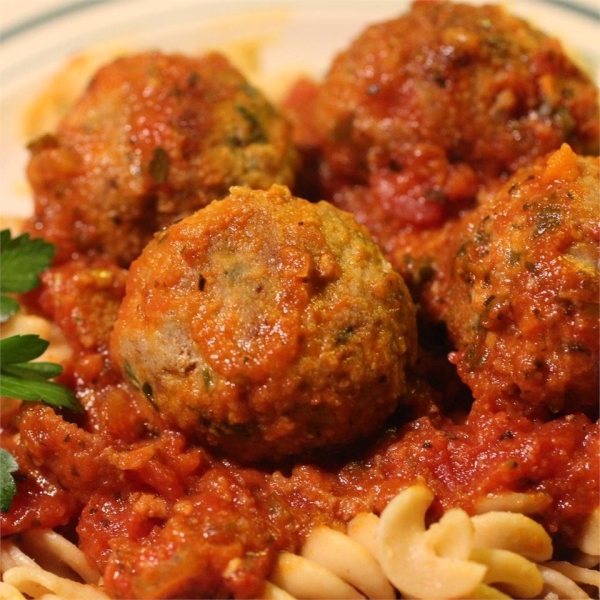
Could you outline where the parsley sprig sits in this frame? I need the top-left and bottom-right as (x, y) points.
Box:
(0, 229), (55, 322)
(1, 228), (79, 512)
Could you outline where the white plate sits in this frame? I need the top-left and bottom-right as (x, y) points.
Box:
(1, 0), (598, 218)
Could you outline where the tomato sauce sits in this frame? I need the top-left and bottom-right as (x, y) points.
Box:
(1, 254), (598, 597)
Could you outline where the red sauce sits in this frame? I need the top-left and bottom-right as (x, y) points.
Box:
(1, 256), (598, 597)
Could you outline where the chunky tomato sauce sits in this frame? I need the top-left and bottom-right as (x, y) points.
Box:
(1, 251), (598, 598)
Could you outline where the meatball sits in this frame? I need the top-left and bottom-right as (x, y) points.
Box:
(313, 0), (599, 251)
(26, 51), (299, 266)
(110, 185), (417, 463)
(444, 145), (599, 416)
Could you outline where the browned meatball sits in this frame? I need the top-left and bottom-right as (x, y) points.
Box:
(313, 0), (599, 251)
(444, 145), (599, 416)
(110, 185), (417, 463)
(26, 51), (299, 266)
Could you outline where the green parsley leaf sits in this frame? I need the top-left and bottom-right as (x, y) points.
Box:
(3, 361), (64, 381)
(0, 448), (18, 512)
(0, 295), (20, 323)
(0, 229), (55, 323)
(0, 232), (80, 513)
(0, 335), (79, 411)
(0, 374), (77, 408)
(1, 333), (50, 364)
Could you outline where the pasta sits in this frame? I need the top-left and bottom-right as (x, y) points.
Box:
(300, 526), (395, 599)
(268, 483), (600, 600)
(539, 569), (593, 599)
(376, 483), (487, 599)
(1, 483), (598, 599)
(0, 531), (109, 600)
(470, 512), (553, 562)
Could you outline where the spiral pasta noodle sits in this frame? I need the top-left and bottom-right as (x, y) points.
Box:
(267, 483), (600, 600)
(1, 483), (598, 599)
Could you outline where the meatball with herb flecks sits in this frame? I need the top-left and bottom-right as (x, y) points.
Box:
(110, 185), (417, 463)
(445, 145), (599, 417)
(26, 51), (299, 266)
(313, 0), (599, 252)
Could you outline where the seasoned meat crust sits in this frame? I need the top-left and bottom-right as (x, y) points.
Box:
(110, 185), (417, 463)
(444, 145), (599, 416)
(313, 0), (599, 249)
(26, 51), (299, 266)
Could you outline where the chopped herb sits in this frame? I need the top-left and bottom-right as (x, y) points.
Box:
(124, 361), (140, 387)
(207, 420), (251, 438)
(509, 251), (521, 265)
(236, 105), (267, 144)
(240, 82), (259, 98)
(484, 295), (496, 307)
(150, 147), (170, 184)
(335, 325), (355, 345)
(142, 381), (154, 400)
(202, 367), (213, 391)
(566, 342), (591, 354)
(535, 206), (562, 236)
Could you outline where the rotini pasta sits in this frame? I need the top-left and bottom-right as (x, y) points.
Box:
(300, 525), (395, 599)
(269, 552), (365, 599)
(1, 484), (598, 599)
(376, 484), (487, 599)
(268, 483), (600, 600)
(470, 512), (553, 562)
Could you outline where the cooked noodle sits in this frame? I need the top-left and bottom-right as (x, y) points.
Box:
(269, 484), (600, 599)
(0, 531), (109, 600)
(2, 484), (598, 599)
